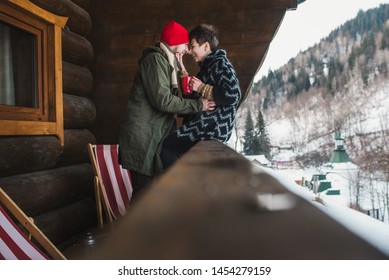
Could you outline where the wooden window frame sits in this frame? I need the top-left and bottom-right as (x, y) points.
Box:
(0, 0), (67, 146)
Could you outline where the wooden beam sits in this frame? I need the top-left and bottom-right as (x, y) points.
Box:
(89, 141), (387, 260)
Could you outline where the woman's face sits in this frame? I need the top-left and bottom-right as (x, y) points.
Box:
(189, 38), (210, 62)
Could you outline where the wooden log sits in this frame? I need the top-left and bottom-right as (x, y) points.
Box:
(71, 0), (90, 10)
(30, 0), (92, 36)
(0, 163), (94, 217)
(89, 0), (295, 19)
(63, 94), (96, 129)
(63, 61), (93, 97)
(62, 29), (94, 66)
(0, 129), (96, 177)
(34, 198), (97, 246)
(57, 129), (96, 166)
(0, 136), (62, 178)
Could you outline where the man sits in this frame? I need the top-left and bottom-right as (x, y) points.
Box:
(119, 21), (215, 200)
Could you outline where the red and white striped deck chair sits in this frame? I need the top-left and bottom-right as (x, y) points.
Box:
(88, 144), (133, 228)
(0, 187), (66, 260)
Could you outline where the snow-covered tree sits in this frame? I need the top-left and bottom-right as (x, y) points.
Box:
(252, 110), (271, 158)
(243, 110), (255, 155)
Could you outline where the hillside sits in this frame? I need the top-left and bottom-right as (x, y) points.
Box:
(233, 4), (389, 172)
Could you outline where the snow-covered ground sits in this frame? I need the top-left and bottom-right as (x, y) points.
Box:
(250, 163), (389, 257)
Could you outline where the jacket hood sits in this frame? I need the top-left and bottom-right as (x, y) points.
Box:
(139, 44), (166, 62)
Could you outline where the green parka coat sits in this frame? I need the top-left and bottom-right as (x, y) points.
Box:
(119, 44), (203, 176)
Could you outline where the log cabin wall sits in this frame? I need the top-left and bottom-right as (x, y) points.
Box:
(0, 0), (97, 248)
(87, 0), (297, 143)
(0, 0), (296, 249)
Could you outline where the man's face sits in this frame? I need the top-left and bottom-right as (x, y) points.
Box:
(173, 43), (188, 55)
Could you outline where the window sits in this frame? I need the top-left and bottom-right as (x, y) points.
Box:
(0, 0), (67, 145)
(0, 20), (39, 116)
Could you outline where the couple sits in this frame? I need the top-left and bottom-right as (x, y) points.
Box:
(119, 21), (241, 199)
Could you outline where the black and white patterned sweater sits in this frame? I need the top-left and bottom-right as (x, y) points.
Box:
(177, 49), (241, 143)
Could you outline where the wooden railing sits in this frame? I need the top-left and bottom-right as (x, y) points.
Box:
(90, 140), (387, 259)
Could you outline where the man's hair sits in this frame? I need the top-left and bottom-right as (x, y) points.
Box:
(189, 24), (219, 52)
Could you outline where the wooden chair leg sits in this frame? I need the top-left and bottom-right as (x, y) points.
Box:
(93, 176), (104, 229)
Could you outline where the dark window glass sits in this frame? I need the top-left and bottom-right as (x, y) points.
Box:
(0, 20), (37, 108)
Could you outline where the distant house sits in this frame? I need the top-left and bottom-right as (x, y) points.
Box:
(321, 132), (359, 173)
(309, 133), (359, 199)
(271, 147), (299, 169)
(245, 155), (272, 167)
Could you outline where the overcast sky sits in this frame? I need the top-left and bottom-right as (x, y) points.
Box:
(255, 0), (388, 80)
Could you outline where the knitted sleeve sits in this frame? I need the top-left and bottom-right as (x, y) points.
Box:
(208, 56), (241, 106)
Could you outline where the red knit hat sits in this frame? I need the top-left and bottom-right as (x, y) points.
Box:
(160, 21), (189, 46)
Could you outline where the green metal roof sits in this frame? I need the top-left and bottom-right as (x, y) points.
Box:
(318, 181), (332, 193)
(330, 149), (349, 163)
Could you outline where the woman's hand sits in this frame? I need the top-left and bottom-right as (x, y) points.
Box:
(189, 76), (203, 92)
(175, 52), (186, 72)
(200, 97), (215, 111)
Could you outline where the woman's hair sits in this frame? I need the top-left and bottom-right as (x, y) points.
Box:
(189, 24), (219, 52)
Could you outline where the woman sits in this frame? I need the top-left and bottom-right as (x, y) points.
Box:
(161, 24), (241, 169)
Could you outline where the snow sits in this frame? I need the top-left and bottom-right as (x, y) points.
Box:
(256, 165), (389, 257)
(272, 149), (296, 162)
(266, 120), (294, 146)
(245, 154), (271, 166)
